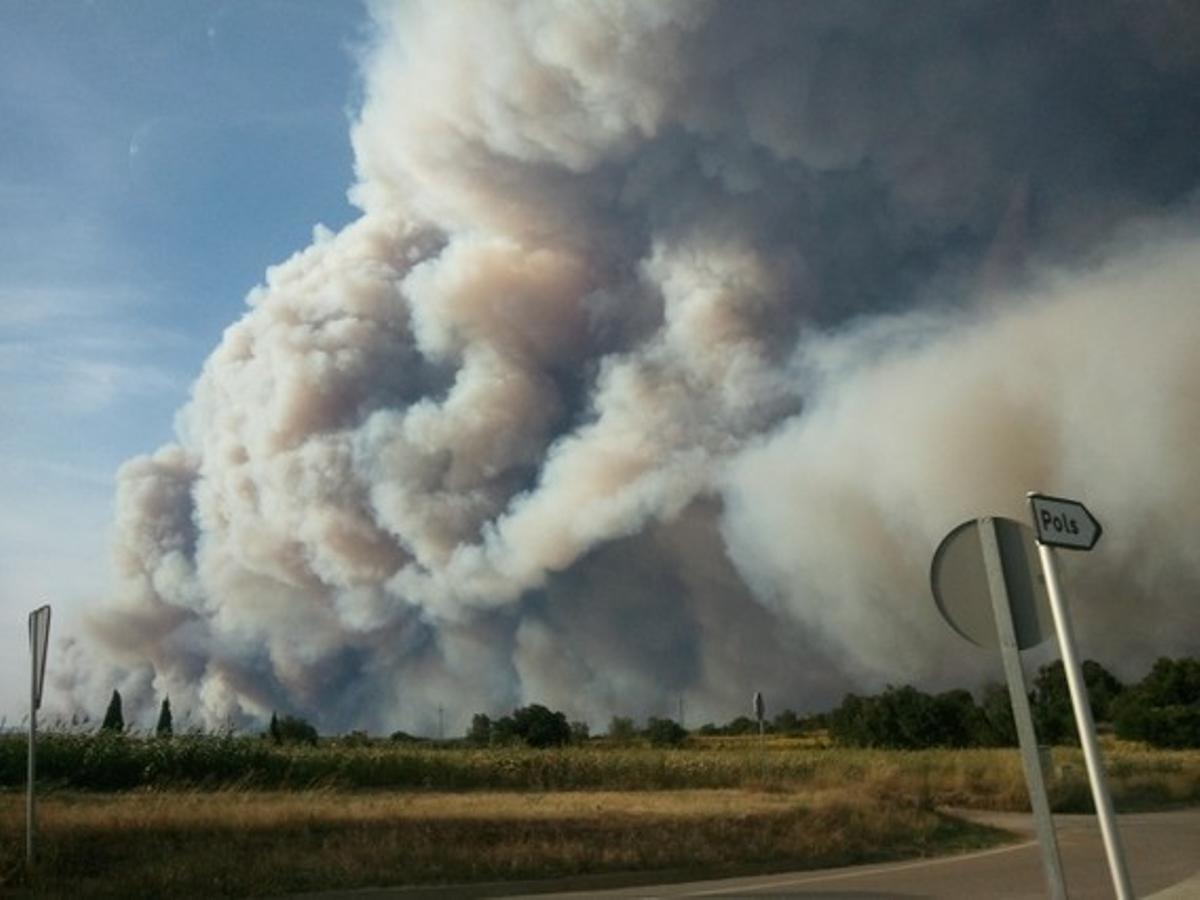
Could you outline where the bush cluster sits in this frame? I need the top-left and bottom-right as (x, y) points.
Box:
(826, 658), (1199, 750)
(1113, 658), (1200, 748)
(694, 709), (821, 737)
(466, 705), (571, 748)
(829, 686), (993, 750)
(269, 713), (318, 746)
(644, 717), (687, 747)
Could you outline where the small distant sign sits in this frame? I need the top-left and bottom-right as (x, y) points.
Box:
(1029, 494), (1102, 551)
(29, 605), (50, 710)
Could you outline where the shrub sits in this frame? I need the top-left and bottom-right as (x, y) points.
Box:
(272, 714), (318, 746)
(1031, 660), (1125, 744)
(724, 716), (758, 736)
(155, 697), (173, 738)
(1117, 705), (1200, 748)
(930, 689), (986, 748)
(1137, 658), (1200, 707)
(467, 713), (492, 745)
(1113, 658), (1200, 748)
(830, 685), (987, 749)
(607, 716), (637, 742)
(974, 683), (1016, 746)
(510, 704), (570, 748)
(100, 690), (124, 734)
(644, 717), (687, 747)
(772, 709), (801, 734)
(488, 716), (516, 745)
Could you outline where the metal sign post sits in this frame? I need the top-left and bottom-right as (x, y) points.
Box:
(931, 517), (1065, 899)
(27, 604), (51, 867)
(978, 520), (1067, 900)
(1029, 494), (1133, 900)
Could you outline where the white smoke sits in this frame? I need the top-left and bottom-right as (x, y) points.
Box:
(73, 1), (1200, 732)
(723, 229), (1200, 683)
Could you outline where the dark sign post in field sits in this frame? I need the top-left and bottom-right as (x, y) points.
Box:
(931, 517), (1066, 900)
(1027, 492), (1133, 900)
(27, 603), (50, 867)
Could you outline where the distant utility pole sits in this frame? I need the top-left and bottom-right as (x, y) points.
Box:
(677, 696), (684, 729)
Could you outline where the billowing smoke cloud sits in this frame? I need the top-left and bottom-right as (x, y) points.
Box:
(76, 1), (1200, 733)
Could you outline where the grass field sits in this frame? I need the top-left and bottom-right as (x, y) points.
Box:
(0, 788), (1007, 898)
(1, 734), (1197, 896)
(3, 731), (1198, 810)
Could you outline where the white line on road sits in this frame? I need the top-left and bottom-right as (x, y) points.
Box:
(689, 839), (1037, 896)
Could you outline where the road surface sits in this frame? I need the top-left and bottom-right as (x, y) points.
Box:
(296, 807), (1200, 899)
(515, 808), (1200, 899)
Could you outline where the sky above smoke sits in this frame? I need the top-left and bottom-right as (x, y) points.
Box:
(62, 0), (1200, 734)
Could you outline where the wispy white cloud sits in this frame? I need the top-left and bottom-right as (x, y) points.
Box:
(0, 454), (116, 490)
(0, 279), (186, 416)
(0, 352), (178, 416)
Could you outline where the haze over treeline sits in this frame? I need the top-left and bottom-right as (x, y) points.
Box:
(62, 1), (1200, 733)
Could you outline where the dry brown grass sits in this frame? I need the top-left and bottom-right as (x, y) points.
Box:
(0, 788), (1005, 898)
(7, 788), (821, 828)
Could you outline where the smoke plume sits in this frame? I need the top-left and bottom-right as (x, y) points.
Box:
(77, 1), (1200, 733)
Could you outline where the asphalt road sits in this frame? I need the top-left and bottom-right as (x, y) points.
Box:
(510, 808), (1200, 899)
(297, 808), (1200, 899)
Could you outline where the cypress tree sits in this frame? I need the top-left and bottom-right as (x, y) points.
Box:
(269, 711), (282, 744)
(101, 689), (124, 733)
(156, 696), (173, 738)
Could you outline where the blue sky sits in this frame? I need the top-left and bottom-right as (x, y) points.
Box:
(0, 0), (368, 724)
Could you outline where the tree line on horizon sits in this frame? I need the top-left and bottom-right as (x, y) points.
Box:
(458, 657), (1200, 751)
(827, 657), (1199, 750)
(80, 656), (1198, 751)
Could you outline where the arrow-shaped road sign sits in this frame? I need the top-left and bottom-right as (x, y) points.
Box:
(27, 603), (50, 867)
(29, 605), (50, 710)
(1029, 494), (1102, 551)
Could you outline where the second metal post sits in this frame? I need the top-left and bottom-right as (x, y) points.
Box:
(1036, 542), (1133, 900)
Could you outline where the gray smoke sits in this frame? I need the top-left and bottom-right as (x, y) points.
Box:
(76, 0), (1200, 733)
